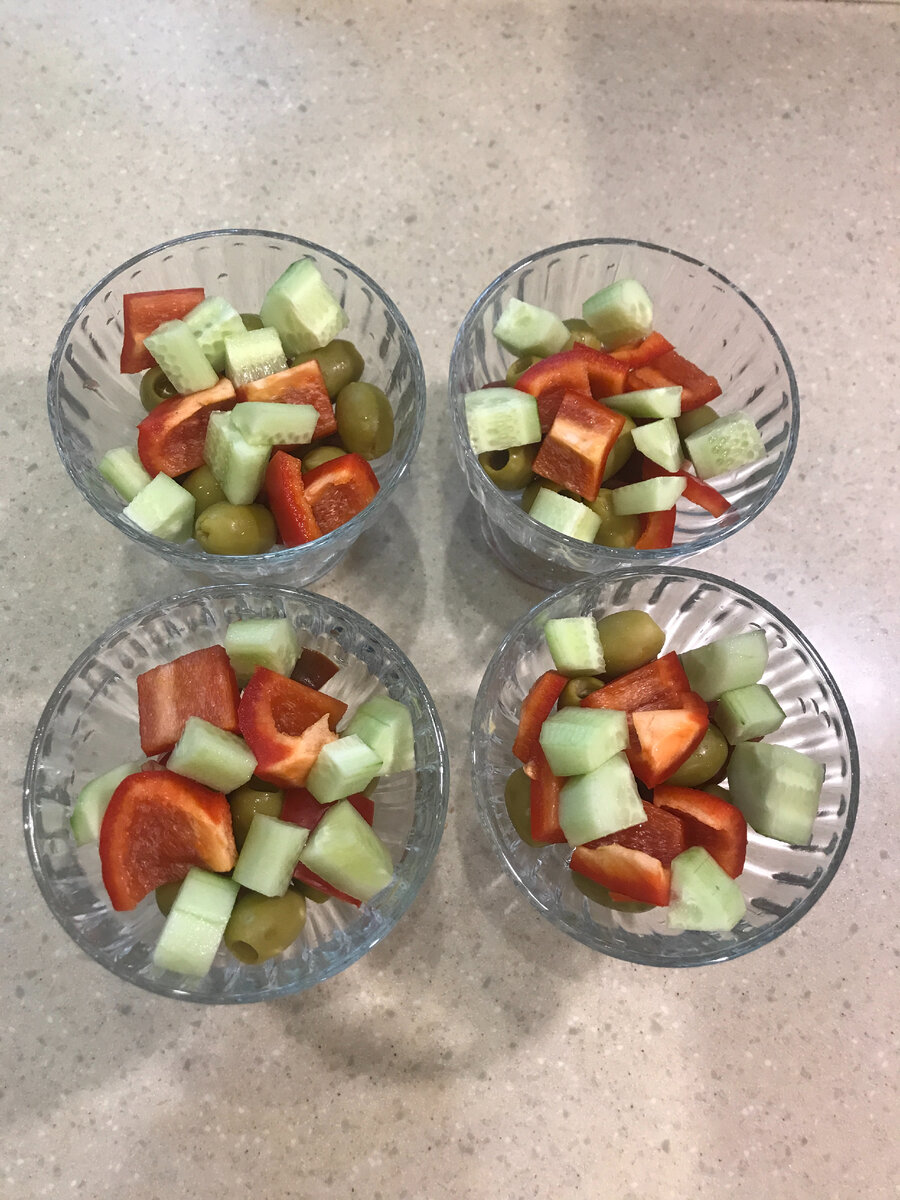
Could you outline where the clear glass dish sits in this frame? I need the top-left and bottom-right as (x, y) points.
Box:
(24, 585), (448, 1003)
(449, 239), (799, 590)
(49, 228), (426, 583)
(471, 566), (857, 967)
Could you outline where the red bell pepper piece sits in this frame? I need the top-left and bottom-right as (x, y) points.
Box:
(291, 647), (340, 690)
(512, 670), (568, 762)
(591, 800), (686, 867)
(569, 343), (630, 398)
(265, 451), (322, 547)
(136, 377), (236, 477)
(514, 351), (590, 399)
(99, 770), (236, 910)
(528, 746), (567, 844)
(281, 789), (376, 906)
(238, 667), (346, 787)
(532, 391), (626, 502)
(534, 387), (568, 435)
(609, 331), (674, 367)
(653, 785), (747, 878)
(570, 843), (671, 907)
(626, 365), (676, 394)
(120, 287), (205, 374)
(302, 453), (380, 535)
(235, 360), (337, 440)
(136, 645), (241, 756)
(635, 506), (677, 549)
(581, 652), (691, 712)
(653, 349), (722, 410)
(641, 458), (731, 519)
(630, 700), (709, 788)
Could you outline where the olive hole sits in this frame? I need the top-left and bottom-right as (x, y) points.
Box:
(233, 941), (259, 964)
(487, 450), (510, 470)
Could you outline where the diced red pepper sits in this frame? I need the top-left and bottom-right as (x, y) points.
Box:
(641, 458), (731, 519)
(136, 377), (236, 477)
(635, 506), (677, 550)
(653, 350), (722, 410)
(609, 331), (674, 367)
(99, 770), (236, 910)
(238, 667), (347, 787)
(235, 360), (337, 440)
(291, 647), (340, 690)
(281, 789), (376, 906)
(532, 391), (626, 502)
(265, 451), (322, 547)
(630, 701), (709, 788)
(653, 785), (747, 878)
(302, 453), (380, 535)
(534, 387), (568, 435)
(136, 645), (240, 756)
(581, 652), (691, 712)
(528, 746), (567, 844)
(120, 287), (205, 374)
(591, 800), (686, 867)
(570, 842), (671, 907)
(627, 365), (676, 394)
(512, 670), (568, 762)
(515, 351), (590, 399)
(569, 343), (630, 398)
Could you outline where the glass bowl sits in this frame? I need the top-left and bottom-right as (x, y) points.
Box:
(471, 566), (857, 967)
(49, 228), (426, 583)
(24, 585), (448, 1003)
(449, 239), (799, 590)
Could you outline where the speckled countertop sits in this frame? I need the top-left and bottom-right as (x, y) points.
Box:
(1, 1), (897, 1197)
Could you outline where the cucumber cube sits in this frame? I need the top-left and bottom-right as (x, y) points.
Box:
(203, 411), (270, 505)
(123, 473), (195, 542)
(224, 618), (299, 685)
(167, 717), (257, 794)
(685, 413), (765, 480)
(232, 814), (309, 897)
(223, 327), (288, 387)
(539, 708), (628, 777)
(492, 298), (569, 358)
(605, 386), (683, 419)
(727, 742), (823, 845)
(631, 418), (682, 472)
(143, 319), (219, 395)
(464, 388), (541, 454)
(528, 489), (602, 542)
(558, 751), (645, 846)
(610, 475), (686, 515)
(98, 447), (152, 502)
(298, 799), (393, 903)
(680, 629), (768, 701)
(152, 868), (240, 976)
(183, 295), (247, 372)
(306, 735), (383, 805)
(715, 683), (786, 744)
(231, 401), (319, 447)
(344, 696), (415, 775)
(544, 617), (605, 676)
(582, 279), (653, 350)
(259, 258), (349, 356)
(70, 761), (143, 846)
(668, 846), (746, 931)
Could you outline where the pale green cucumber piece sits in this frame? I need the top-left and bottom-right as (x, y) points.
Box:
(223, 327), (288, 387)
(152, 868), (240, 976)
(99, 447), (152, 502)
(631, 418), (682, 472)
(715, 683), (786, 745)
(582, 279), (653, 350)
(143, 319), (219, 395)
(529, 489), (602, 542)
(492, 297), (569, 357)
(605, 386), (683, 419)
(539, 708), (628, 778)
(259, 258), (349, 357)
(232, 814), (309, 897)
(224, 618), (299, 686)
(610, 475), (686, 516)
(344, 696), (415, 775)
(465, 388), (541, 454)
(203, 411), (270, 505)
(298, 799), (393, 902)
(558, 751), (644, 846)
(727, 742), (823, 845)
(306, 734), (383, 805)
(685, 413), (765, 480)
(544, 616), (605, 676)
(183, 295), (247, 372)
(70, 761), (142, 845)
(123, 473), (195, 542)
(680, 629), (768, 702)
(231, 401), (318, 447)
(667, 846), (746, 931)
(167, 717), (257, 793)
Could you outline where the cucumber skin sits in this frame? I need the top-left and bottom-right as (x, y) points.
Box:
(492, 298), (569, 358)
(529, 489), (602, 542)
(464, 388), (542, 454)
(70, 762), (143, 845)
(610, 475), (686, 516)
(544, 617), (605, 676)
(715, 683), (786, 744)
(99, 447), (152, 502)
(143, 320), (219, 395)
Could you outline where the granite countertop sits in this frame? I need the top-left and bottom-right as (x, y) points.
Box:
(1, 1), (896, 1196)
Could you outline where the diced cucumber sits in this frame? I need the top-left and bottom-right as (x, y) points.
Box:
(232, 814), (309, 897)
(231, 401), (318, 447)
(143, 319), (219, 395)
(631, 418), (682, 472)
(306, 734), (383, 805)
(539, 708), (628, 777)
(605, 386), (683, 419)
(183, 295), (247, 373)
(259, 258), (349, 357)
(680, 629), (768, 702)
(99, 447), (152, 502)
(464, 388), (541, 454)
(492, 298), (569, 358)
(152, 868), (240, 976)
(667, 846), (746, 931)
(70, 761), (142, 846)
(167, 717), (257, 794)
(610, 475), (686, 516)
(727, 742), (823, 844)
(298, 799), (393, 903)
(344, 696), (415, 775)
(203, 411), (270, 505)
(582, 279), (653, 350)
(123, 473), (195, 542)
(558, 751), (644, 846)
(685, 413), (765, 480)
(529, 489), (602, 542)
(223, 327), (288, 387)
(224, 618), (299, 685)
(715, 684), (786, 744)
(544, 616), (605, 676)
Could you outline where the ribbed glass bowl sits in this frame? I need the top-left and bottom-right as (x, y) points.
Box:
(49, 229), (426, 583)
(449, 239), (799, 590)
(24, 585), (448, 1003)
(471, 566), (857, 967)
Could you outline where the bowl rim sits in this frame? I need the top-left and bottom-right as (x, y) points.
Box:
(448, 236), (801, 565)
(47, 227), (427, 572)
(470, 562), (859, 967)
(23, 582), (450, 1003)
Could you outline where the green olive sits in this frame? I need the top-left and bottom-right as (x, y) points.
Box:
(590, 489), (642, 548)
(665, 725), (730, 787)
(701, 783), (731, 803)
(155, 880), (183, 917)
(557, 676), (604, 708)
(182, 465), (228, 516)
(596, 610), (666, 678)
(602, 416), (636, 482)
(296, 881), (330, 904)
(301, 445), (346, 473)
(334, 381), (394, 460)
(571, 872), (655, 912)
(675, 404), (718, 440)
(194, 502), (277, 556)
(362, 775), (380, 797)
(478, 444), (537, 491)
(504, 768), (545, 847)
(139, 366), (178, 412)
(240, 313), (264, 331)
(228, 784), (283, 848)
(505, 355), (541, 385)
(562, 318), (604, 352)
(292, 339), (365, 399)
(223, 889), (307, 964)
